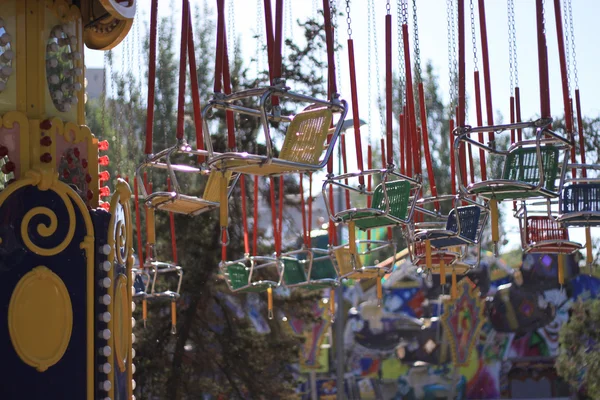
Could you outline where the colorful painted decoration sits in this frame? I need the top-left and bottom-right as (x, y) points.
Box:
(441, 277), (485, 366)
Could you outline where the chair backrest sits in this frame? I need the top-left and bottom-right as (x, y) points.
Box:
(279, 106), (333, 165)
(561, 183), (600, 213)
(446, 205), (481, 241)
(371, 180), (411, 220)
(309, 256), (338, 280)
(502, 146), (559, 190)
(203, 171), (233, 202)
(282, 257), (307, 285)
(334, 246), (363, 276)
(526, 216), (568, 243)
(226, 262), (249, 290)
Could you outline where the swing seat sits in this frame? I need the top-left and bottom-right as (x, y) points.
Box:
(411, 241), (461, 268)
(225, 262), (278, 293)
(339, 180), (412, 230)
(524, 216), (582, 254)
(144, 261), (183, 300)
(466, 146), (560, 201)
(209, 106), (334, 176)
(282, 255), (339, 290)
(333, 246), (386, 280)
(146, 171), (233, 215)
(558, 183), (600, 227)
(416, 206), (482, 248)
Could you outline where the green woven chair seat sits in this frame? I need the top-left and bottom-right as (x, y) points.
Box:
(226, 262), (274, 292)
(340, 180), (411, 230)
(282, 256), (338, 289)
(468, 146), (559, 200)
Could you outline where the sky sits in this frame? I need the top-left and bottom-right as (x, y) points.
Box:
(85, 0), (600, 252)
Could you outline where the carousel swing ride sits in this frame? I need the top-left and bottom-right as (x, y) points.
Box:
(0, 0), (597, 398)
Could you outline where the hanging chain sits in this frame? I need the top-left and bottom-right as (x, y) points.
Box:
(412, 0), (422, 83)
(372, 1), (385, 136)
(568, 0), (578, 90)
(541, 0), (546, 35)
(227, 0), (238, 62)
(470, 0), (478, 72)
(333, 0), (342, 93)
(386, 0), (391, 14)
(284, 0), (293, 61)
(256, 0), (263, 79)
(562, 0), (571, 95)
(367, 0), (373, 143)
(507, 0), (514, 94)
(446, 0), (456, 110)
(397, 0), (405, 109)
(511, 0), (518, 88)
(345, 0), (352, 38)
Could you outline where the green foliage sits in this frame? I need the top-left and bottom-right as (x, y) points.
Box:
(556, 299), (600, 398)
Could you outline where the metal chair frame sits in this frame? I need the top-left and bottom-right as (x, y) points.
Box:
(516, 201), (582, 254)
(220, 254), (283, 293)
(322, 167), (421, 229)
(410, 195), (489, 248)
(453, 118), (571, 201)
(136, 141), (239, 215)
(202, 84), (348, 176)
(332, 239), (397, 280)
(281, 248), (340, 289)
(557, 163), (600, 227)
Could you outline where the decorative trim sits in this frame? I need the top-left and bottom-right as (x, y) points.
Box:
(8, 265), (73, 372)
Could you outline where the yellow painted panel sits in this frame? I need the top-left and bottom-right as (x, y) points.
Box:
(8, 265), (73, 372)
(114, 274), (129, 372)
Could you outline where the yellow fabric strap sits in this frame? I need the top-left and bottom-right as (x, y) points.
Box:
(219, 174), (228, 227)
(558, 254), (565, 285)
(171, 300), (177, 334)
(376, 278), (383, 303)
(146, 206), (156, 245)
(451, 269), (457, 299)
(586, 227), (593, 269)
(348, 221), (357, 255)
(267, 287), (273, 320)
(425, 240), (432, 270)
(440, 259), (446, 285)
(329, 289), (335, 319)
(490, 199), (499, 243)
(142, 298), (147, 327)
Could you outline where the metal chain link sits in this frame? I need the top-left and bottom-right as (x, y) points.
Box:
(470, 0), (478, 72)
(562, 0), (571, 95)
(412, 0), (422, 83)
(334, 0), (342, 93)
(511, 0), (518, 88)
(256, 0), (263, 78)
(401, 0), (408, 25)
(568, 0), (579, 89)
(345, 0), (352, 38)
(386, 0), (391, 15)
(285, 0), (293, 61)
(447, 0), (456, 110)
(397, 0), (405, 109)
(541, 0), (546, 35)
(372, 1), (385, 136)
(507, 0), (514, 95)
(228, 0), (238, 62)
(367, 0), (373, 143)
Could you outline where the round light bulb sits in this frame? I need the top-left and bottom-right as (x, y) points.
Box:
(100, 329), (111, 340)
(101, 294), (111, 305)
(101, 277), (111, 288)
(99, 312), (111, 323)
(100, 345), (111, 357)
(101, 244), (111, 255)
(100, 380), (111, 392)
(100, 260), (112, 272)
